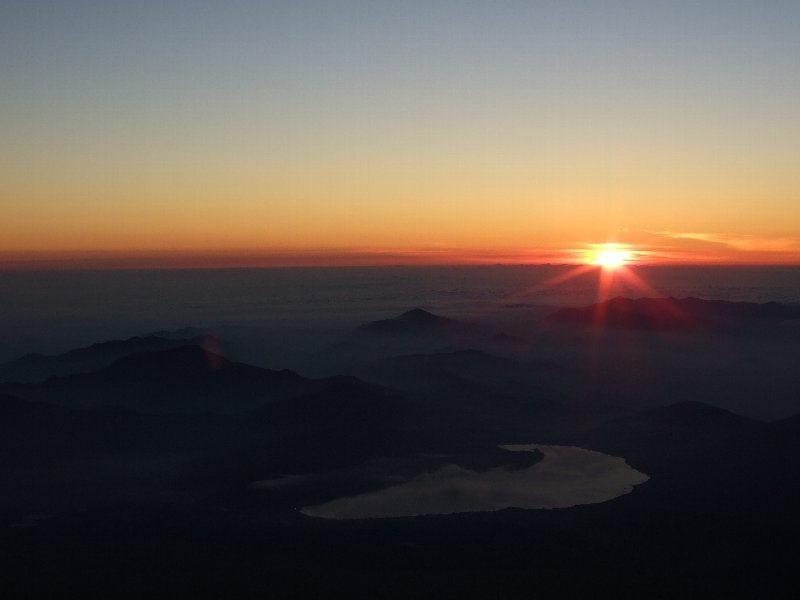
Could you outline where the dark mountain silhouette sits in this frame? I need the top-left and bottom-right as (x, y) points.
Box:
(355, 308), (521, 341)
(560, 401), (792, 504)
(0, 333), (207, 383)
(0, 392), (230, 465)
(771, 412), (800, 434)
(558, 400), (800, 523)
(356, 349), (562, 400)
(0, 370), (447, 499)
(244, 378), (443, 470)
(0, 345), (329, 414)
(549, 296), (800, 331)
(3, 321), (800, 598)
(357, 308), (480, 336)
(0, 392), (72, 420)
(352, 349), (620, 444)
(332, 309), (528, 367)
(489, 331), (526, 345)
(570, 401), (760, 454)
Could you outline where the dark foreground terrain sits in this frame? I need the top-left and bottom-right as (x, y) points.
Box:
(2, 301), (799, 598)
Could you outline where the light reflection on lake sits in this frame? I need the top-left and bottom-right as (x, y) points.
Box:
(301, 445), (649, 520)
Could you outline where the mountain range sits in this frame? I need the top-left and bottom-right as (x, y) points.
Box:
(2, 304), (799, 598)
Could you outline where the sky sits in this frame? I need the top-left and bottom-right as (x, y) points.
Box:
(3, 1), (800, 267)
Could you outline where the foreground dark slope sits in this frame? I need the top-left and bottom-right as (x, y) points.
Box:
(4, 393), (798, 599)
(0, 379), (443, 515)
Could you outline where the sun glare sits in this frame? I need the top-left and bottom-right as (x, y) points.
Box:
(590, 246), (632, 269)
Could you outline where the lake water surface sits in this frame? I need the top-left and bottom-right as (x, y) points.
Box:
(301, 445), (649, 520)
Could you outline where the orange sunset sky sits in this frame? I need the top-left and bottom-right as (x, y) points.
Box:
(3, 2), (800, 268)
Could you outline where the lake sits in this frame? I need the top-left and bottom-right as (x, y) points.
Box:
(301, 445), (650, 520)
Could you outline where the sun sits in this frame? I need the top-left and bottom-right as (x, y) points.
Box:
(590, 246), (632, 269)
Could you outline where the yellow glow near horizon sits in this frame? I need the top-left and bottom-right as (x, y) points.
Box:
(589, 246), (632, 269)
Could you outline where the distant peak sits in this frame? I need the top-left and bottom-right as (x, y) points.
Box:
(356, 307), (474, 337)
(400, 308), (438, 319)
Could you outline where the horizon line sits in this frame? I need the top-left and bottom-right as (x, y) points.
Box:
(2, 248), (800, 271)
